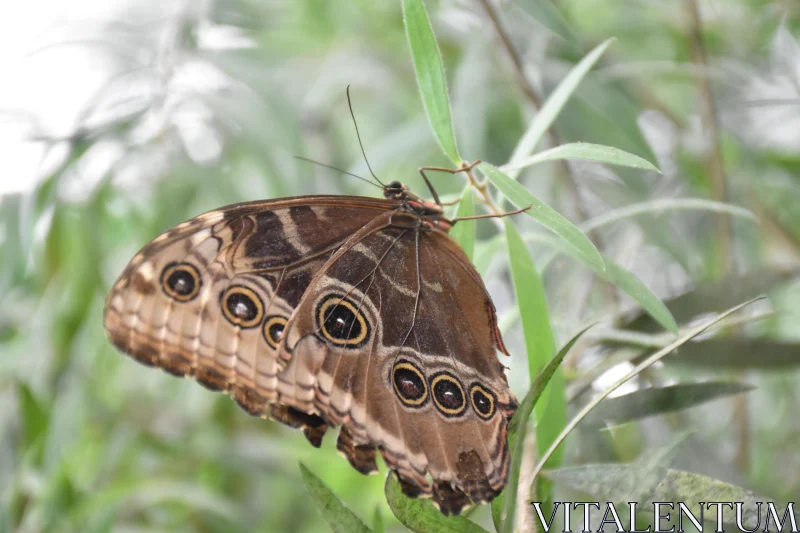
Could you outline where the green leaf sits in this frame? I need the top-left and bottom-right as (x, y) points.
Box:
(650, 470), (779, 530)
(372, 506), (384, 533)
(530, 296), (763, 482)
(667, 338), (800, 368)
(507, 38), (614, 177)
(504, 220), (564, 519)
(514, 0), (577, 43)
(16, 382), (51, 465)
(545, 433), (689, 502)
(581, 198), (760, 233)
(449, 187), (475, 261)
(547, 466), (779, 532)
(582, 382), (754, 427)
(403, 0), (460, 164)
(524, 233), (678, 334)
(504, 142), (660, 173)
(299, 463), (372, 533)
(603, 257), (678, 334)
(625, 270), (792, 334)
(384, 475), (490, 533)
(481, 162), (605, 272)
(496, 324), (594, 533)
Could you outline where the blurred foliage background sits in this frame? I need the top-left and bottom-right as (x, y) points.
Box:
(2, 0), (800, 531)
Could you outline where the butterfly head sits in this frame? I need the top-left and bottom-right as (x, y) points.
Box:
(383, 180), (407, 200)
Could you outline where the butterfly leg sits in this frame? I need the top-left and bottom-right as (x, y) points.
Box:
(417, 159), (483, 206)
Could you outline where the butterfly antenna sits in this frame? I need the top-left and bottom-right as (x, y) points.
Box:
(294, 156), (381, 189)
(346, 85), (384, 187)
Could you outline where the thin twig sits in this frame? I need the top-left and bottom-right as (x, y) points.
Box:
(477, 0), (619, 318)
(683, 0), (747, 471)
(476, 0), (590, 222)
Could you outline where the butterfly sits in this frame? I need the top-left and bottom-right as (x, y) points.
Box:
(104, 93), (522, 515)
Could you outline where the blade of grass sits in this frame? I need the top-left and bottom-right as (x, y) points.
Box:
(403, 0), (460, 164)
(495, 324), (594, 533)
(504, 142), (660, 173)
(384, 475), (490, 533)
(483, 163), (604, 272)
(530, 296), (764, 482)
(507, 38), (615, 178)
(299, 463), (372, 533)
(449, 186), (475, 261)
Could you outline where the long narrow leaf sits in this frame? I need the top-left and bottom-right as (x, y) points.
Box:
(384, 476), (490, 533)
(299, 463), (372, 533)
(449, 186), (475, 260)
(544, 433), (690, 502)
(495, 324), (594, 533)
(523, 232), (678, 334)
(530, 296), (764, 481)
(504, 142), (660, 173)
(547, 466), (779, 531)
(403, 0), (460, 164)
(581, 198), (760, 233)
(482, 163), (604, 272)
(582, 382), (754, 427)
(507, 38), (614, 177)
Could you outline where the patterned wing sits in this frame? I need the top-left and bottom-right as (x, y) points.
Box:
(275, 210), (517, 514)
(104, 196), (395, 440)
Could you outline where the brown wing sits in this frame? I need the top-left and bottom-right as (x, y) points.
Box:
(103, 195), (397, 429)
(275, 210), (517, 515)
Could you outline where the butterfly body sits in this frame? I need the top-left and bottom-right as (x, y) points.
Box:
(105, 184), (517, 514)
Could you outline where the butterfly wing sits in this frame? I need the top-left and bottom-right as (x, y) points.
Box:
(104, 196), (395, 429)
(276, 209), (517, 514)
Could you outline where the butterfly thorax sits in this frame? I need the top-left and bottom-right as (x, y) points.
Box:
(383, 180), (453, 233)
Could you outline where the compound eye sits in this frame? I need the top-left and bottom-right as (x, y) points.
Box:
(387, 180), (403, 189)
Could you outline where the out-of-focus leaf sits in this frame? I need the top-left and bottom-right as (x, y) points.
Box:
(16, 383), (50, 465)
(372, 506), (384, 533)
(545, 433), (689, 502)
(507, 39), (614, 177)
(531, 297), (762, 481)
(626, 270), (794, 333)
(403, 0), (460, 164)
(384, 475), (490, 533)
(527, 233), (678, 334)
(482, 163), (604, 272)
(449, 187), (475, 261)
(668, 338), (800, 368)
(299, 463), (372, 533)
(505, 142), (660, 173)
(582, 382), (754, 427)
(550, 466), (783, 532)
(495, 324), (593, 533)
(581, 198), (760, 233)
(650, 471), (787, 530)
(556, 74), (658, 167)
(514, 0), (577, 43)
